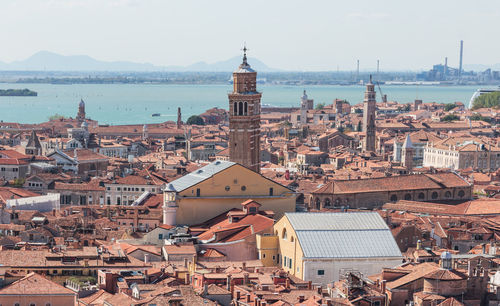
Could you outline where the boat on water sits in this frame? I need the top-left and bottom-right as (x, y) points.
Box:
(469, 86), (500, 107)
(151, 113), (161, 117)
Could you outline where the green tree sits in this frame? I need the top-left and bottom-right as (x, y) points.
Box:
(470, 113), (491, 123)
(441, 114), (460, 122)
(444, 103), (457, 112)
(12, 178), (25, 188)
(315, 103), (325, 110)
(472, 92), (500, 110)
(186, 115), (205, 125)
(357, 121), (362, 132)
(48, 113), (66, 121)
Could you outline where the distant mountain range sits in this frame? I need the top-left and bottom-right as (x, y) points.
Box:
(0, 51), (280, 72)
(0, 51), (497, 72)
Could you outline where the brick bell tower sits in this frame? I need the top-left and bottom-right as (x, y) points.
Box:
(362, 75), (376, 152)
(228, 46), (261, 173)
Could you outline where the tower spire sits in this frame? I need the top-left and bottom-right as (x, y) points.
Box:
(241, 44), (249, 66)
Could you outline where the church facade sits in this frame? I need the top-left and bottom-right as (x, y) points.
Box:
(162, 161), (296, 226)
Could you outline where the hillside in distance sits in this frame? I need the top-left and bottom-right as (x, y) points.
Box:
(0, 51), (279, 72)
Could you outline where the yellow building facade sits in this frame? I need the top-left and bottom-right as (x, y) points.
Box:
(163, 161), (296, 225)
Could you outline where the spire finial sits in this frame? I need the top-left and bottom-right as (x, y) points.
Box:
(241, 43), (248, 66)
(369, 74), (373, 83)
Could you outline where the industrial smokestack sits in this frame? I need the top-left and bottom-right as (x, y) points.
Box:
(376, 60), (380, 77)
(444, 57), (448, 76)
(356, 59), (360, 83)
(459, 40), (463, 82)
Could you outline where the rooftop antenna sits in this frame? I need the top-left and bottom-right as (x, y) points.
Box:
(376, 60), (380, 78)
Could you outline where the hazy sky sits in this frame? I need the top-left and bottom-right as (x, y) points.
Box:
(0, 0), (499, 71)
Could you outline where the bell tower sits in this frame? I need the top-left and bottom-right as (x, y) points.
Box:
(228, 46), (262, 173)
(362, 75), (376, 152)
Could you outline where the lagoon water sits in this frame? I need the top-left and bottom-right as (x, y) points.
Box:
(0, 83), (480, 125)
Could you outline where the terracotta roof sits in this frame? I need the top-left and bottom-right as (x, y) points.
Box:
(63, 148), (109, 161)
(200, 248), (226, 258)
(0, 158), (28, 165)
(438, 297), (464, 306)
(163, 244), (196, 255)
(313, 172), (469, 195)
(424, 269), (467, 280)
(0, 272), (76, 296)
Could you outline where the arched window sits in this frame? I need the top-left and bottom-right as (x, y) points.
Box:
(244, 102), (248, 115)
(390, 194), (398, 202)
(324, 198), (331, 207)
(290, 236), (294, 242)
(315, 198), (321, 210)
(404, 193), (412, 200)
(418, 192), (425, 200)
(282, 228), (287, 240)
(238, 102), (243, 116)
(458, 190), (465, 198)
(233, 102), (238, 115)
(431, 191), (438, 199)
(274, 230), (278, 236)
(445, 191), (452, 198)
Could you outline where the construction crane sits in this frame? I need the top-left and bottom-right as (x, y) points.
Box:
(376, 81), (387, 102)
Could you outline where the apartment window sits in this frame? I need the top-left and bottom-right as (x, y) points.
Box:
(289, 258), (292, 268)
(458, 190), (465, 197)
(158, 234), (163, 240)
(196, 188), (201, 197)
(117, 187), (121, 191)
(141, 188), (145, 192)
(317, 270), (325, 276)
(269, 188), (274, 196)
